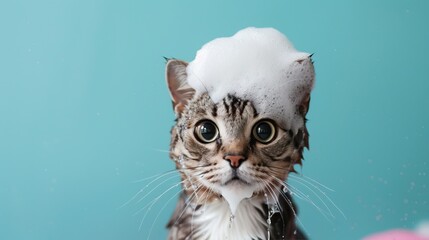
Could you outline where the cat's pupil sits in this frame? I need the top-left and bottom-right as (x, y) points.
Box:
(196, 121), (218, 143)
(201, 123), (215, 138)
(256, 123), (272, 139)
(253, 121), (275, 143)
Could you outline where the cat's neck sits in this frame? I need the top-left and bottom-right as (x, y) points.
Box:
(168, 191), (303, 240)
(192, 197), (268, 240)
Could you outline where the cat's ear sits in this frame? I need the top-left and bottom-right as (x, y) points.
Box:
(165, 59), (196, 115)
(292, 93), (311, 155)
(298, 93), (311, 117)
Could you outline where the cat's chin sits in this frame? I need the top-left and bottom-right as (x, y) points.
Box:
(219, 181), (256, 216)
(223, 177), (249, 186)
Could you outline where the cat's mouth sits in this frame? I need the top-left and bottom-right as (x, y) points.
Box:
(223, 171), (249, 186)
(224, 177), (246, 185)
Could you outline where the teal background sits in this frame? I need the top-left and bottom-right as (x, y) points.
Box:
(1, 0), (428, 239)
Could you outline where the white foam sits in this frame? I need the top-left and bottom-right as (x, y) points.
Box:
(220, 182), (254, 215)
(187, 27), (315, 131)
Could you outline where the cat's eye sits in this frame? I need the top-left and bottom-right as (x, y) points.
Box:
(252, 120), (276, 143)
(194, 120), (219, 143)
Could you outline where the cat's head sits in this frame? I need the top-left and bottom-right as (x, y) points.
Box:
(165, 58), (312, 210)
(165, 28), (314, 213)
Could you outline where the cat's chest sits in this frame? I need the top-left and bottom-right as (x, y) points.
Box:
(192, 198), (268, 240)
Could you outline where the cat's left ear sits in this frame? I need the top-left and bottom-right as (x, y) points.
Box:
(165, 59), (196, 115)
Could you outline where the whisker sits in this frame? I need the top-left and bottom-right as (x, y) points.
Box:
(296, 174), (335, 192)
(262, 179), (286, 237)
(270, 176), (333, 221)
(262, 179), (282, 212)
(268, 179), (308, 233)
(288, 177), (335, 218)
(119, 171), (180, 210)
(146, 188), (182, 240)
(178, 163), (213, 171)
(262, 167), (335, 218)
(134, 180), (185, 217)
(190, 186), (203, 238)
(152, 148), (170, 153)
(289, 175), (346, 219)
(173, 183), (204, 226)
(122, 165), (209, 211)
(284, 181), (333, 222)
(132, 168), (178, 183)
(138, 181), (184, 231)
(136, 174), (181, 204)
(135, 168), (206, 206)
(133, 163), (211, 184)
(200, 186), (213, 213)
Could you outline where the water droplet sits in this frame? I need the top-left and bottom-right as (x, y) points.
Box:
(294, 229), (297, 235)
(265, 192), (272, 240)
(282, 186), (288, 193)
(178, 155), (185, 166)
(228, 214), (235, 229)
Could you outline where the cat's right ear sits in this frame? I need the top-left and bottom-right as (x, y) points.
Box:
(165, 59), (196, 115)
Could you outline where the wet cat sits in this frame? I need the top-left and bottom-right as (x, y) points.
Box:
(165, 27), (314, 240)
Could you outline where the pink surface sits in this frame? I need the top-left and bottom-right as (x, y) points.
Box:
(364, 230), (428, 240)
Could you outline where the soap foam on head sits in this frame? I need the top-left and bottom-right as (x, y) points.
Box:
(187, 27), (315, 132)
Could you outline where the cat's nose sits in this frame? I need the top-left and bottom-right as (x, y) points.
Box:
(223, 154), (247, 169)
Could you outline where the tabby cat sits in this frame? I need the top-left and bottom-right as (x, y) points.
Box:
(164, 28), (314, 240)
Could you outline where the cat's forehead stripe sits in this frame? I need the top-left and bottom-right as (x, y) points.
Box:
(211, 104), (217, 117)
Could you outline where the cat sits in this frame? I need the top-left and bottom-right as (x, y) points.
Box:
(164, 28), (314, 240)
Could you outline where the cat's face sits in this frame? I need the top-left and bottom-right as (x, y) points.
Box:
(166, 60), (309, 205)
